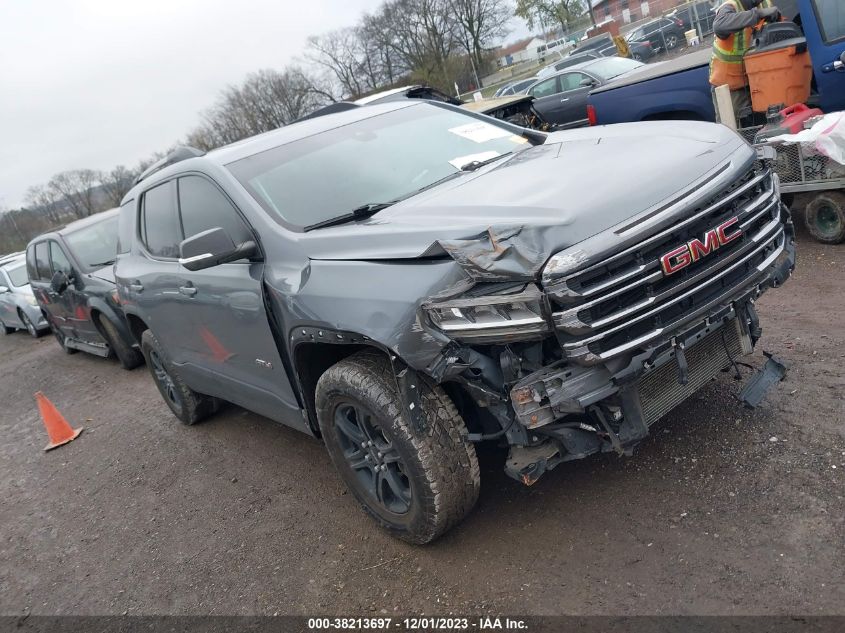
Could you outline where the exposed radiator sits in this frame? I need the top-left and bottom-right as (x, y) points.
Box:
(637, 319), (752, 426)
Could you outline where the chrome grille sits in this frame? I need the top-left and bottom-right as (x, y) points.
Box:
(546, 167), (784, 364)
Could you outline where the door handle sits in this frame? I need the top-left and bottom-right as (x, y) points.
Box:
(179, 285), (197, 297)
(560, 97), (570, 102)
(129, 282), (144, 293)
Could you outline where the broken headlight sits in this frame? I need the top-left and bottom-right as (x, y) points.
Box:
(424, 285), (551, 343)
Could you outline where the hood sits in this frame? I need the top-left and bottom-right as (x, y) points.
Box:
(299, 120), (752, 280)
(89, 265), (115, 284)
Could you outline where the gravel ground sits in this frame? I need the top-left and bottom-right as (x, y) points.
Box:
(0, 230), (843, 617)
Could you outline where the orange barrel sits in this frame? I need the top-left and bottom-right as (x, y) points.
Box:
(744, 37), (813, 113)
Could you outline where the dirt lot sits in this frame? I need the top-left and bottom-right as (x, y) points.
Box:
(1, 231), (843, 617)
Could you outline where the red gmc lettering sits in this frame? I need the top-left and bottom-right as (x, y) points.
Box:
(688, 229), (719, 262)
(717, 217), (742, 245)
(660, 245), (692, 275)
(660, 216), (743, 276)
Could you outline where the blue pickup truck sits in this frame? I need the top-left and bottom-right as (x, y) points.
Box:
(588, 0), (845, 124)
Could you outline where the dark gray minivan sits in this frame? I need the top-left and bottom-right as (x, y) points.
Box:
(115, 101), (794, 543)
(27, 210), (143, 369)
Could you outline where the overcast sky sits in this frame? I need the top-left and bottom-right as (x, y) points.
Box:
(0, 0), (411, 208)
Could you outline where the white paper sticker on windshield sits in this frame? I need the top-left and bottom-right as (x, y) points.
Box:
(448, 122), (512, 143)
(448, 151), (501, 170)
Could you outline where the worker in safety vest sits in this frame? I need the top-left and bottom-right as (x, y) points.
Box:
(709, 0), (781, 122)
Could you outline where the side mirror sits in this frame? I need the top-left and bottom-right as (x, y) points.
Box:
(580, 78), (598, 88)
(50, 271), (70, 294)
(0, 285), (8, 294)
(178, 227), (258, 272)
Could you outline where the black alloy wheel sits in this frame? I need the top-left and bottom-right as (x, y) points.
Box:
(333, 401), (412, 515)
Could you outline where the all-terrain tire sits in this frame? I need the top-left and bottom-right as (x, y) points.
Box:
(141, 329), (219, 425)
(315, 350), (480, 544)
(98, 315), (144, 370)
(804, 192), (845, 244)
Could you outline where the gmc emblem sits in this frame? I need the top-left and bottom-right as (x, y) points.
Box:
(660, 217), (742, 276)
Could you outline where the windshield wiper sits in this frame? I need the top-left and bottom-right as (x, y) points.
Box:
(89, 259), (115, 268)
(459, 152), (512, 172)
(303, 202), (395, 232)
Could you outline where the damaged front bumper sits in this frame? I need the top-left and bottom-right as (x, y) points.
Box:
(504, 226), (795, 485)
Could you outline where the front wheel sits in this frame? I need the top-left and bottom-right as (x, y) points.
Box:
(99, 315), (144, 369)
(19, 311), (41, 338)
(0, 319), (13, 335)
(315, 351), (480, 544)
(632, 53), (643, 62)
(804, 192), (845, 244)
(141, 329), (219, 424)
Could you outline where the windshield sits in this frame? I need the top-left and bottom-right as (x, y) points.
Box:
(5, 263), (28, 287)
(64, 215), (119, 270)
(228, 104), (533, 230)
(586, 57), (643, 80)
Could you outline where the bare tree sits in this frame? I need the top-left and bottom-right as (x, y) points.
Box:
(450, 0), (512, 82)
(515, 0), (586, 32)
(47, 169), (103, 219)
(25, 184), (64, 223)
(100, 165), (137, 207)
(187, 67), (331, 151)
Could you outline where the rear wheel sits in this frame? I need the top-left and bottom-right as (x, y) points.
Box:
(141, 329), (219, 425)
(98, 315), (144, 369)
(315, 350), (479, 544)
(665, 33), (679, 49)
(632, 53), (643, 62)
(804, 192), (845, 244)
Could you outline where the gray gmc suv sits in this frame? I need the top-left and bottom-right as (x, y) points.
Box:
(115, 101), (795, 543)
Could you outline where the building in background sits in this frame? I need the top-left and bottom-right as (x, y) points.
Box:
(592, 0), (684, 25)
(497, 37), (547, 67)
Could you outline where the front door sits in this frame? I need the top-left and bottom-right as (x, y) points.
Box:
(806, 0), (845, 112)
(49, 240), (103, 344)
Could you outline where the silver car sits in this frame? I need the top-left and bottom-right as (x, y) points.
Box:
(0, 253), (49, 337)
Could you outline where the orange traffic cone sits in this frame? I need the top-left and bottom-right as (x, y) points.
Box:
(35, 391), (83, 451)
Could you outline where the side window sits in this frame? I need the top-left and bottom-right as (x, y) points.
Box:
(530, 77), (559, 98)
(141, 181), (182, 259)
(117, 199), (135, 254)
(34, 242), (51, 280)
(50, 242), (73, 275)
(26, 246), (38, 280)
(561, 72), (590, 91)
(178, 176), (252, 244)
(814, 0), (845, 43)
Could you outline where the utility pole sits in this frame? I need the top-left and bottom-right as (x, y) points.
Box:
(587, 0), (597, 27)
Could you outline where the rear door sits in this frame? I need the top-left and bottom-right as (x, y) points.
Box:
(127, 179), (191, 359)
(172, 174), (300, 423)
(528, 75), (564, 122)
(0, 268), (21, 328)
(807, 0), (845, 112)
(30, 241), (66, 332)
(552, 71), (594, 127)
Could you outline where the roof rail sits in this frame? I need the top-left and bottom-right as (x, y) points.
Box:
(296, 102), (360, 122)
(134, 146), (206, 185)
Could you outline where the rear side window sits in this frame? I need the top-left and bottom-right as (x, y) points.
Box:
(814, 0), (845, 43)
(117, 199), (135, 254)
(178, 176), (252, 244)
(50, 242), (72, 275)
(26, 247), (38, 280)
(530, 76), (559, 98)
(34, 242), (51, 280)
(141, 181), (181, 258)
